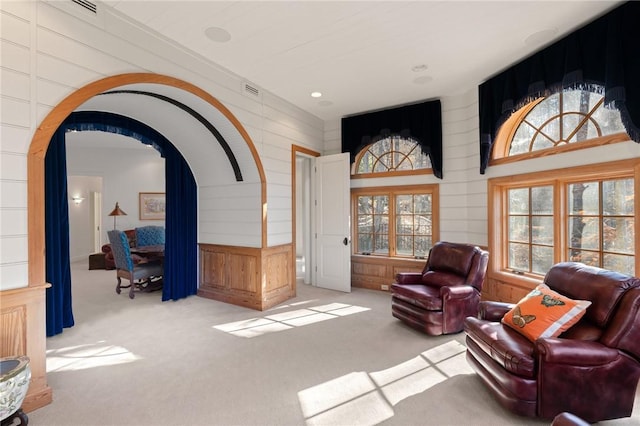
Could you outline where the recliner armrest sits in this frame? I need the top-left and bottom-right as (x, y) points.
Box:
(478, 301), (514, 321)
(441, 285), (475, 299)
(536, 338), (620, 366)
(394, 272), (423, 284)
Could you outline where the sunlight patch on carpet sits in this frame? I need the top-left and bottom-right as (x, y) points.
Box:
(213, 303), (370, 338)
(46, 341), (141, 372)
(298, 340), (471, 425)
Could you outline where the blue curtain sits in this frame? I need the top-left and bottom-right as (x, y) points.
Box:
(163, 142), (198, 300)
(479, 1), (640, 173)
(45, 128), (74, 336)
(45, 111), (199, 336)
(63, 111), (198, 301)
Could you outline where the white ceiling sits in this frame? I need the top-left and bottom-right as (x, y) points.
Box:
(102, 0), (621, 121)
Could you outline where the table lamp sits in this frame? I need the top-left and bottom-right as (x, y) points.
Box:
(108, 202), (127, 230)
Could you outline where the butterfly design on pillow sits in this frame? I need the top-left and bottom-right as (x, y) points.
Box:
(541, 294), (565, 307)
(512, 306), (536, 328)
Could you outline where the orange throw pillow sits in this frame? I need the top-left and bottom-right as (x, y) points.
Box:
(502, 284), (591, 341)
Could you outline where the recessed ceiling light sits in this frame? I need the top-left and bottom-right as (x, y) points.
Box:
(311, 91), (322, 98)
(412, 64), (428, 73)
(205, 26), (231, 43)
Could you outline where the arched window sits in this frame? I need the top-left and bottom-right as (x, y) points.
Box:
(350, 136), (439, 260)
(492, 89), (628, 164)
(354, 136), (431, 176)
(488, 89), (636, 279)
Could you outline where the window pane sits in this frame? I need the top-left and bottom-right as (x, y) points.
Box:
(509, 188), (529, 214)
(358, 215), (372, 234)
(396, 215), (413, 234)
(509, 242), (530, 271)
(414, 214), (431, 235)
(603, 179), (634, 215)
(357, 152), (374, 173)
(569, 249), (600, 266)
(396, 235), (413, 256)
(414, 236), (431, 257)
(532, 245), (554, 275)
(374, 215), (388, 234)
(538, 117), (560, 144)
(528, 94), (559, 127)
(414, 194), (432, 214)
(510, 123), (535, 155)
(358, 234), (372, 253)
(568, 182), (599, 215)
(531, 186), (553, 214)
(531, 134), (555, 151)
(603, 217), (634, 254)
(358, 196), (372, 214)
(591, 104), (626, 135)
(569, 216), (599, 250)
(374, 154), (392, 172)
(603, 253), (635, 276)
(374, 234), (388, 255)
(396, 195), (412, 214)
(509, 216), (529, 243)
(373, 196), (388, 214)
(531, 216), (553, 245)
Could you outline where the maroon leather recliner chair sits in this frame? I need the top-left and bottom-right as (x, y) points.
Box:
(464, 262), (640, 423)
(391, 241), (489, 335)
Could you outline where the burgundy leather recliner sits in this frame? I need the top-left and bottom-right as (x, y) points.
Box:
(391, 241), (489, 335)
(464, 262), (640, 423)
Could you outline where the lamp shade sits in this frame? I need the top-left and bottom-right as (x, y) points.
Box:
(108, 202), (127, 230)
(108, 202), (127, 217)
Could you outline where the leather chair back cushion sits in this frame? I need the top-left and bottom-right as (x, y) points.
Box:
(545, 262), (640, 328)
(601, 287), (640, 358)
(427, 242), (476, 278)
(421, 271), (466, 288)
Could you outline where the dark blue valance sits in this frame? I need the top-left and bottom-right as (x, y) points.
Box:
(341, 99), (443, 179)
(479, 1), (640, 174)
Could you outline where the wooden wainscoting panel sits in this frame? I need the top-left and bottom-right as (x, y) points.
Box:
(228, 252), (259, 294)
(351, 255), (425, 291)
(482, 275), (536, 303)
(0, 285), (52, 412)
(200, 248), (226, 290)
(263, 245), (294, 309)
(1, 306), (27, 357)
(198, 243), (295, 311)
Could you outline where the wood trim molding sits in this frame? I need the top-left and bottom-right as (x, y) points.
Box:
(28, 73), (267, 286)
(25, 73), (268, 411)
(291, 145), (320, 286)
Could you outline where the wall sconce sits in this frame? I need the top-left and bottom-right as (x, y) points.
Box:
(72, 196), (85, 205)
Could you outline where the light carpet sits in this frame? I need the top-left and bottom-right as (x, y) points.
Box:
(27, 261), (640, 426)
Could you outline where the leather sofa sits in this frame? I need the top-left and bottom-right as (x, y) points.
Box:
(464, 262), (640, 422)
(391, 241), (489, 335)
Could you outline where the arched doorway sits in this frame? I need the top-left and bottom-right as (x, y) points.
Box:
(28, 73), (267, 290)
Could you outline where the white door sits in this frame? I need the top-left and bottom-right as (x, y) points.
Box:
(91, 191), (102, 253)
(313, 153), (351, 292)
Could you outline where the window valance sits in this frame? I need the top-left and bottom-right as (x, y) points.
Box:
(479, 1), (640, 174)
(342, 99), (443, 178)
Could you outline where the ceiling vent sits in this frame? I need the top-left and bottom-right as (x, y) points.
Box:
(72, 0), (97, 14)
(242, 81), (262, 100)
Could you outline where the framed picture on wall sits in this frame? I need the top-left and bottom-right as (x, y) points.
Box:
(139, 192), (166, 220)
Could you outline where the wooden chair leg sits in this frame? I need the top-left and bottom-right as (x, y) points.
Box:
(129, 280), (136, 299)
